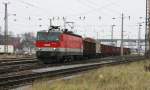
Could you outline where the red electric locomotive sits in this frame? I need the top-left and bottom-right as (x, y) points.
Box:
(36, 26), (83, 63)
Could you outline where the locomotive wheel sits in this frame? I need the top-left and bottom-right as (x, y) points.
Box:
(62, 56), (74, 63)
(68, 56), (74, 62)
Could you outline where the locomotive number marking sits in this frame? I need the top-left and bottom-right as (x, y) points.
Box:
(44, 44), (51, 47)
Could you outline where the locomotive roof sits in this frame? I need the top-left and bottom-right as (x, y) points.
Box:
(37, 31), (82, 38)
(38, 26), (82, 37)
(63, 32), (82, 38)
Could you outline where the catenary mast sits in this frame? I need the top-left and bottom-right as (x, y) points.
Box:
(145, 0), (150, 56)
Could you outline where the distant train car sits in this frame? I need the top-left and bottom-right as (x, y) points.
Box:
(101, 44), (113, 56)
(100, 44), (130, 56)
(83, 38), (96, 58)
(36, 29), (83, 63)
(123, 48), (131, 55)
(0, 45), (14, 54)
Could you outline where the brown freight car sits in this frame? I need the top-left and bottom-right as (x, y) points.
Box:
(101, 44), (115, 56)
(83, 38), (96, 58)
(101, 44), (130, 56)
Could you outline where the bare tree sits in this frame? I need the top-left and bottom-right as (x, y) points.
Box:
(20, 32), (36, 54)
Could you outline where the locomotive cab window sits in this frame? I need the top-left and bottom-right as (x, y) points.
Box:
(37, 32), (61, 41)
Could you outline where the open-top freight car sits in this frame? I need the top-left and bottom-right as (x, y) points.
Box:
(100, 44), (130, 57)
(83, 38), (96, 58)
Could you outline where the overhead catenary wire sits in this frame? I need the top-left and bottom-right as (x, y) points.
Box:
(13, 0), (124, 18)
(72, 0), (123, 17)
(82, 0), (122, 14)
(13, 0), (39, 8)
(1, 0), (145, 20)
(0, 0), (145, 40)
(2, 0), (132, 25)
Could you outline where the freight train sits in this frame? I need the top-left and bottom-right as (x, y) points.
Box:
(35, 26), (130, 63)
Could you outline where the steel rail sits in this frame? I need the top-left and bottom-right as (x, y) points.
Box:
(0, 59), (38, 66)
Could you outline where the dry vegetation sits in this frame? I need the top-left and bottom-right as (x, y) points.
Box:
(31, 59), (150, 90)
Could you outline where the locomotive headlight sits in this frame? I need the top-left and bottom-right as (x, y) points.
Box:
(52, 48), (57, 51)
(37, 48), (41, 51)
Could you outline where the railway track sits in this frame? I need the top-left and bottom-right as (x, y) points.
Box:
(0, 58), (37, 66)
(0, 57), (112, 75)
(0, 57), (41, 74)
(0, 55), (140, 74)
(0, 55), (146, 89)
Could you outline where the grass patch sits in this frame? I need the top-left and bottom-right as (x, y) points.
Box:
(31, 59), (150, 90)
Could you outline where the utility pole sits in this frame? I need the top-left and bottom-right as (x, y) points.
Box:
(4, 3), (8, 54)
(0, 26), (1, 33)
(65, 21), (75, 31)
(111, 24), (115, 45)
(0, 26), (1, 45)
(121, 13), (124, 56)
(50, 18), (52, 27)
(63, 17), (66, 29)
(145, 0), (148, 56)
(96, 32), (98, 40)
(49, 18), (52, 30)
(145, 0), (150, 57)
(138, 23), (142, 55)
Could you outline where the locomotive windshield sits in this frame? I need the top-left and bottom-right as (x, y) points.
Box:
(37, 32), (61, 41)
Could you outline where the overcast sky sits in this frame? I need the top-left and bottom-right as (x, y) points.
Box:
(0, 0), (146, 39)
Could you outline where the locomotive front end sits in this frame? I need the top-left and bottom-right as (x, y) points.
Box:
(36, 31), (61, 59)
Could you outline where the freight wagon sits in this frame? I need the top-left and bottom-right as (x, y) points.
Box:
(100, 44), (130, 56)
(83, 38), (96, 58)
